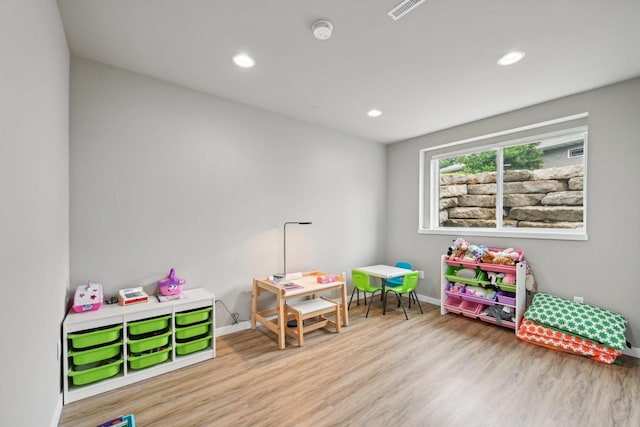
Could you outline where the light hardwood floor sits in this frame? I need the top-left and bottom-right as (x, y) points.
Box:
(59, 299), (639, 427)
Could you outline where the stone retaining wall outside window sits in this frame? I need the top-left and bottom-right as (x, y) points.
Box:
(439, 164), (584, 229)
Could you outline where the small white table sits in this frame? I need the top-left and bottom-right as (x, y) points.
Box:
(356, 264), (412, 280)
(353, 264), (412, 306)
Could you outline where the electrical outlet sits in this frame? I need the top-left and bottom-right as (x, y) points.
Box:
(573, 296), (584, 304)
(419, 270), (424, 279)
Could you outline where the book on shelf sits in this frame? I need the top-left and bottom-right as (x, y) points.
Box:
(156, 293), (186, 302)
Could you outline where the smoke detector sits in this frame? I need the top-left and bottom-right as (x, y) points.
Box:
(312, 19), (333, 40)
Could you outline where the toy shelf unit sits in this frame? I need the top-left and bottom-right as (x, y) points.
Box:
(440, 254), (526, 332)
(62, 288), (215, 404)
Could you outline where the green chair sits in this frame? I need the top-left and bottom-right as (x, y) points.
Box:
(348, 270), (383, 317)
(383, 271), (422, 320)
(385, 261), (412, 286)
(386, 262), (416, 307)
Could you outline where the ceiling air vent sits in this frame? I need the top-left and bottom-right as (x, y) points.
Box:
(387, 0), (425, 21)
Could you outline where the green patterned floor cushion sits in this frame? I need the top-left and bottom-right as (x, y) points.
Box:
(524, 292), (627, 350)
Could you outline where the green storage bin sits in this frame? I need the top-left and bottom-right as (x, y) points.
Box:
(444, 265), (490, 287)
(176, 334), (212, 356)
(175, 321), (210, 340)
(127, 315), (171, 336)
(68, 324), (123, 349)
(496, 277), (516, 293)
(175, 306), (212, 326)
(128, 330), (171, 353)
(68, 342), (121, 366)
(68, 358), (123, 386)
(128, 346), (172, 370)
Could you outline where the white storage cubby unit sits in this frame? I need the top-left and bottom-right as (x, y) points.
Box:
(440, 254), (526, 332)
(62, 288), (215, 404)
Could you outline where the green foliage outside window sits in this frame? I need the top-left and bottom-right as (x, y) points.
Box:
(440, 143), (544, 174)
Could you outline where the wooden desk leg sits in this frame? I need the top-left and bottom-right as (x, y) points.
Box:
(277, 291), (286, 350)
(341, 283), (349, 326)
(251, 280), (258, 330)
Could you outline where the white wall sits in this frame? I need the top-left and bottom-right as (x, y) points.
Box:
(386, 77), (640, 348)
(0, 1), (69, 425)
(70, 57), (386, 325)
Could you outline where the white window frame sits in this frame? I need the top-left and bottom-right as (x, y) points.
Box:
(418, 113), (588, 241)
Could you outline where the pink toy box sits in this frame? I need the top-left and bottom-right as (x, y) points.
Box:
(316, 274), (336, 284)
(73, 281), (103, 313)
(157, 268), (186, 296)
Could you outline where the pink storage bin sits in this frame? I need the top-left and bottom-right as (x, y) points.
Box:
(459, 300), (486, 317)
(497, 291), (516, 306)
(444, 296), (463, 314)
(445, 255), (479, 269)
(478, 248), (524, 274)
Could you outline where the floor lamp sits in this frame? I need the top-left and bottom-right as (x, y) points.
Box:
(283, 221), (312, 328)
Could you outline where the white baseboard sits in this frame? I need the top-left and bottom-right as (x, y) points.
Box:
(415, 293), (441, 306)
(623, 346), (640, 359)
(50, 393), (63, 427)
(216, 321), (252, 336)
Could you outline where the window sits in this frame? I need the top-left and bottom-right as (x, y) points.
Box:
(568, 146), (584, 158)
(419, 114), (588, 240)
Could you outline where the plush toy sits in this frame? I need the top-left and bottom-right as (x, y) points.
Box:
(502, 273), (516, 285)
(481, 248), (519, 266)
(469, 244), (488, 260)
(447, 237), (470, 259)
(487, 271), (504, 285)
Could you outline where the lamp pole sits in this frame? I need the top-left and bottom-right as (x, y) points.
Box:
(283, 221), (312, 278)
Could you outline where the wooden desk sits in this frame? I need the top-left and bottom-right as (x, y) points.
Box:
(251, 270), (349, 349)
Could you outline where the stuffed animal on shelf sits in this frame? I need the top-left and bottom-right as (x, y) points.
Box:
(502, 273), (516, 285)
(469, 244), (488, 260)
(487, 271), (504, 285)
(481, 248), (520, 266)
(447, 237), (470, 259)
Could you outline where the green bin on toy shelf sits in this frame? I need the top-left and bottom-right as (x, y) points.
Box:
(444, 265), (489, 287)
(128, 346), (172, 370)
(496, 277), (516, 293)
(68, 357), (123, 386)
(176, 334), (212, 356)
(175, 306), (212, 326)
(127, 330), (171, 353)
(68, 342), (122, 366)
(175, 321), (211, 340)
(127, 315), (171, 336)
(68, 324), (123, 349)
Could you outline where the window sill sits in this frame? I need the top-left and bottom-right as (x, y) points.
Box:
(418, 227), (588, 241)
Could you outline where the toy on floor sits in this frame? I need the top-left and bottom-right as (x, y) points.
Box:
(96, 413), (136, 427)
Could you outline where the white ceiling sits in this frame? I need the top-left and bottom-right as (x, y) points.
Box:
(57, 0), (640, 144)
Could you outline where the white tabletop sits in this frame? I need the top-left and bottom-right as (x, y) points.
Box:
(355, 264), (411, 279)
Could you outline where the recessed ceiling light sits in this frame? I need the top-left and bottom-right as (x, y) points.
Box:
(497, 51), (525, 66)
(367, 109), (382, 118)
(233, 53), (255, 68)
